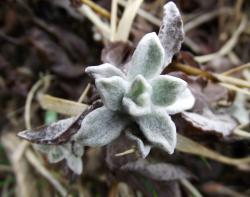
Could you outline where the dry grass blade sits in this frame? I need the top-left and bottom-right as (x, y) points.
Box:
(115, 0), (143, 41)
(180, 179), (203, 197)
(215, 73), (250, 88)
(110, 0), (118, 41)
(118, 0), (161, 26)
(174, 63), (250, 95)
(80, 0), (110, 19)
(184, 7), (233, 33)
(38, 94), (88, 116)
(194, 15), (247, 63)
(177, 134), (250, 168)
(222, 62), (250, 75)
(1, 133), (38, 197)
(77, 83), (91, 103)
(25, 75), (51, 130)
(115, 148), (135, 157)
(25, 150), (67, 196)
(78, 5), (111, 38)
(3, 133), (67, 196)
(234, 129), (250, 138)
(14, 75), (52, 163)
(219, 83), (250, 96)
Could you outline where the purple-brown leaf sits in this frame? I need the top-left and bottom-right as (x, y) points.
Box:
(181, 108), (237, 137)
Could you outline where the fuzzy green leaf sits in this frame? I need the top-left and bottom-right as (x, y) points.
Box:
(66, 155), (83, 175)
(165, 88), (195, 114)
(150, 75), (187, 106)
(48, 146), (65, 163)
(96, 76), (128, 111)
(34, 142), (84, 174)
(136, 109), (176, 154)
(127, 33), (165, 80)
(123, 75), (152, 116)
(85, 63), (125, 79)
(75, 106), (130, 146)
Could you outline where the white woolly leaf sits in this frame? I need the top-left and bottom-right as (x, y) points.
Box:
(123, 75), (152, 116)
(34, 144), (51, 154)
(122, 95), (151, 117)
(136, 109), (176, 154)
(127, 33), (165, 80)
(150, 75), (187, 106)
(48, 146), (65, 163)
(96, 76), (127, 111)
(72, 141), (84, 157)
(66, 155), (83, 175)
(85, 63), (126, 79)
(165, 88), (195, 114)
(75, 106), (130, 146)
(126, 75), (152, 106)
(158, 2), (184, 67)
(34, 142), (84, 174)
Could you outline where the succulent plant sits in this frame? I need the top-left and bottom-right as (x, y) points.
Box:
(18, 2), (195, 174)
(76, 31), (195, 156)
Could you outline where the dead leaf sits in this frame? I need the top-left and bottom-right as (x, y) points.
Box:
(101, 41), (134, 69)
(120, 159), (192, 181)
(181, 107), (237, 137)
(158, 2), (184, 67)
(105, 134), (139, 170)
(17, 101), (102, 144)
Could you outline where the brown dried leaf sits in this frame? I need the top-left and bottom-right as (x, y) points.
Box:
(18, 117), (75, 144)
(17, 102), (102, 144)
(119, 175), (182, 197)
(181, 107), (237, 137)
(169, 72), (235, 137)
(101, 41), (134, 69)
(105, 134), (139, 170)
(121, 159), (192, 181)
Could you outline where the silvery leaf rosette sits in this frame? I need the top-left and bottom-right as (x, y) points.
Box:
(77, 30), (195, 156)
(18, 2), (195, 174)
(74, 2), (195, 157)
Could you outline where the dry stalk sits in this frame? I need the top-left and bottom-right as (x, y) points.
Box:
(77, 83), (91, 103)
(80, 0), (110, 19)
(194, 15), (247, 63)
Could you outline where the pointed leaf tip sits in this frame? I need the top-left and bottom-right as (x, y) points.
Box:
(136, 109), (176, 154)
(127, 32), (165, 80)
(85, 63), (125, 79)
(96, 76), (127, 111)
(123, 75), (152, 116)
